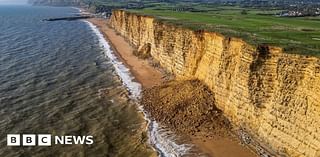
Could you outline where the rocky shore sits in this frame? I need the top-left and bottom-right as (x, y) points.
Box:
(142, 80), (230, 138)
(141, 80), (257, 157)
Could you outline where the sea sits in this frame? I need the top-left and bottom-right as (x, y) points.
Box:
(0, 5), (191, 157)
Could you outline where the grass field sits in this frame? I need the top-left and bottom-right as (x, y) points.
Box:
(129, 6), (320, 56)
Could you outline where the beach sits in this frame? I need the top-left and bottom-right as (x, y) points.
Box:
(87, 18), (257, 157)
(87, 18), (163, 88)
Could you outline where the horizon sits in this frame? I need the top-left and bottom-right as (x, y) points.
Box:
(0, 0), (27, 5)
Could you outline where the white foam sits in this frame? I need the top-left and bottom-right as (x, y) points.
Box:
(148, 120), (193, 157)
(85, 21), (141, 99)
(71, 7), (81, 13)
(85, 20), (192, 157)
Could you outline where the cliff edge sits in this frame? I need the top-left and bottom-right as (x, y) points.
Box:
(109, 10), (320, 157)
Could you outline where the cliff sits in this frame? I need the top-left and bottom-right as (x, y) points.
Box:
(28, 0), (80, 6)
(109, 10), (320, 157)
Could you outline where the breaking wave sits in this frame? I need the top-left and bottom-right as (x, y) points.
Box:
(85, 21), (193, 157)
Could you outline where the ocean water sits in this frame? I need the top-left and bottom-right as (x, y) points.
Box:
(0, 5), (195, 157)
(0, 5), (155, 157)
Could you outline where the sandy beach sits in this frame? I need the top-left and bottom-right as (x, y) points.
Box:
(87, 18), (257, 157)
(87, 18), (163, 88)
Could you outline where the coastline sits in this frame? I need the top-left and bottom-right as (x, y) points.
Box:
(85, 18), (192, 157)
(86, 18), (257, 157)
(87, 18), (163, 88)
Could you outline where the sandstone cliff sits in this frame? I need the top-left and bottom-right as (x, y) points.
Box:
(109, 10), (320, 157)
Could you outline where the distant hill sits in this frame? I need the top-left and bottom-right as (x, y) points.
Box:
(28, 0), (81, 6)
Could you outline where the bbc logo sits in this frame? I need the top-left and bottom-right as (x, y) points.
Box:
(7, 134), (51, 146)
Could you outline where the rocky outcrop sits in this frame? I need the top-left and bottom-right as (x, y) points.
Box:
(142, 80), (231, 137)
(109, 10), (320, 157)
(28, 0), (80, 6)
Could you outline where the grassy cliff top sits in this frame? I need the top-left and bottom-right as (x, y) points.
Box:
(128, 6), (320, 56)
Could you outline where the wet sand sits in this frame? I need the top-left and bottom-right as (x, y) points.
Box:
(192, 137), (256, 157)
(87, 18), (257, 157)
(87, 18), (163, 88)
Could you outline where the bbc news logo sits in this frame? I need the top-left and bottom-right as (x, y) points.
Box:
(7, 134), (94, 146)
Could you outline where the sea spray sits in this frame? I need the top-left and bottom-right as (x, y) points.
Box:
(85, 21), (193, 157)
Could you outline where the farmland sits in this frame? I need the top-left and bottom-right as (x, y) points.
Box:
(129, 5), (320, 56)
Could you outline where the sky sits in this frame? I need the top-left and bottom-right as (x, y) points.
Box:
(0, 0), (27, 5)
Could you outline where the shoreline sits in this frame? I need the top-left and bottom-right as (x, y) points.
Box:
(86, 18), (163, 88)
(87, 18), (257, 157)
(85, 18), (192, 157)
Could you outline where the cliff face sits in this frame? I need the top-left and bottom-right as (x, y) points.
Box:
(109, 10), (320, 157)
(28, 0), (80, 6)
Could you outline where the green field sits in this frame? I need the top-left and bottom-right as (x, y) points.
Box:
(129, 6), (320, 56)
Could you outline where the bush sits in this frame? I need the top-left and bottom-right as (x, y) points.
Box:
(241, 10), (248, 15)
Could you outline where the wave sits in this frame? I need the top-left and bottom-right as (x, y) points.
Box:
(84, 21), (192, 157)
(85, 21), (141, 99)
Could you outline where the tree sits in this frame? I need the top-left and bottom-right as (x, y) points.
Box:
(241, 10), (248, 15)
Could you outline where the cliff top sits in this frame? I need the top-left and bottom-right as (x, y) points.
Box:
(127, 7), (320, 56)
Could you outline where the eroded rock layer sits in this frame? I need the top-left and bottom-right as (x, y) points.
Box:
(110, 10), (320, 157)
